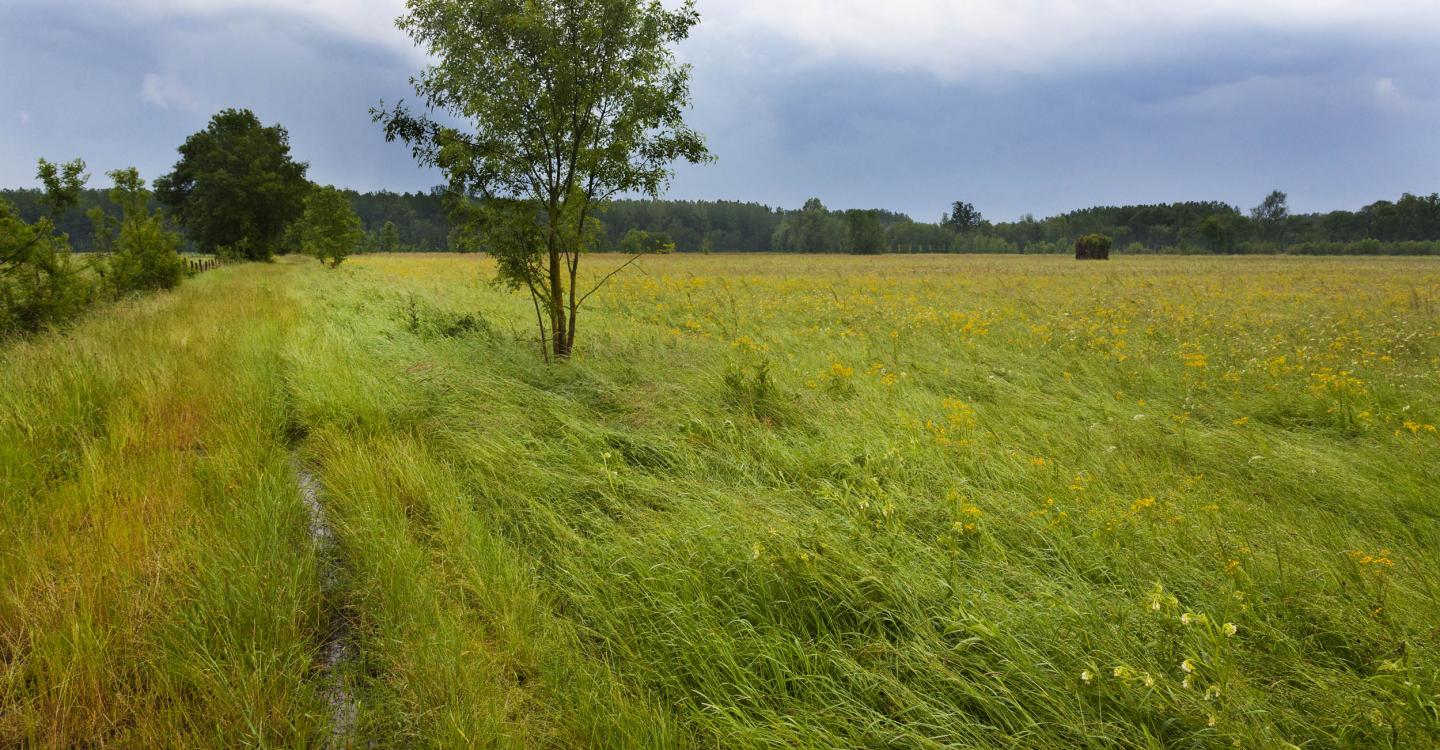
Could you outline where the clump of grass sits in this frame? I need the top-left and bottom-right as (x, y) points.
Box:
(722, 358), (789, 423)
(399, 291), (496, 340)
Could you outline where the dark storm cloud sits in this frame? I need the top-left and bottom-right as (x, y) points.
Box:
(2, 1), (1437, 221)
(670, 26), (1440, 221)
(0, 1), (440, 194)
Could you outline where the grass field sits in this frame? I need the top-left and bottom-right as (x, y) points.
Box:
(4, 253), (1439, 748)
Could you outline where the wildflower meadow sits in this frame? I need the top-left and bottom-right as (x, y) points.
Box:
(4, 253), (1438, 747)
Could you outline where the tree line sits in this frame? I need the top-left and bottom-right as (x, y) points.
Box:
(0, 185), (448, 254)
(359, 190), (1440, 256)
(597, 192), (1440, 255)
(981, 191), (1440, 255)
(10, 183), (1440, 258)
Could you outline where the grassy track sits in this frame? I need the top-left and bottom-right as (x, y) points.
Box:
(0, 264), (325, 746)
(4, 253), (1439, 747)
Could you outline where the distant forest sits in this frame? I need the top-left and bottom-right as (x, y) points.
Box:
(4, 185), (1439, 256)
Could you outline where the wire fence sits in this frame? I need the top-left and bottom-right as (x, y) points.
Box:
(186, 257), (223, 274)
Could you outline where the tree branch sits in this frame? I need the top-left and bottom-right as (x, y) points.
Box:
(0, 233), (44, 271)
(575, 253), (644, 310)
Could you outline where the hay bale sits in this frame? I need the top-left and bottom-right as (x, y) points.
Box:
(1075, 234), (1113, 260)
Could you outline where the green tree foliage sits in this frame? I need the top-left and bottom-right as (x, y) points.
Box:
(1251, 190), (1289, 242)
(156, 109), (310, 262)
(36, 158), (89, 215)
(1194, 214), (1239, 253)
(888, 217), (953, 253)
(296, 185), (364, 269)
(796, 198), (843, 252)
(1, 159), (93, 336)
(376, 0), (712, 359)
(772, 198), (845, 253)
(86, 204), (119, 255)
(952, 233), (1020, 254)
(619, 228), (675, 255)
(943, 201), (984, 233)
(100, 168), (185, 293)
(379, 221), (401, 253)
(599, 199), (777, 252)
(845, 210), (887, 254)
(8, 183), (1440, 258)
(346, 190), (450, 250)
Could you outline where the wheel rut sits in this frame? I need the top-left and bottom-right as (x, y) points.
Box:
(294, 455), (359, 747)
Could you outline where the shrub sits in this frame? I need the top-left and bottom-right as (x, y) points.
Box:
(100, 168), (185, 294)
(0, 225), (93, 337)
(1, 160), (95, 338)
(110, 217), (185, 293)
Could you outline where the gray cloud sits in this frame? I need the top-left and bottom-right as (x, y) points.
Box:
(1, 0), (1436, 222)
(0, 0), (437, 194)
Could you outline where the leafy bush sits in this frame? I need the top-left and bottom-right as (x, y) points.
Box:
(619, 228), (675, 255)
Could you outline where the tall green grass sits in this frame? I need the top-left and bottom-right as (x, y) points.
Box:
(0, 265), (326, 746)
(280, 254), (1439, 748)
(4, 253), (1438, 747)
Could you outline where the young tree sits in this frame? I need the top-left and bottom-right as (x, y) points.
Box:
(36, 158), (89, 215)
(101, 168), (185, 293)
(379, 220), (401, 253)
(374, 0), (712, 359)
(296, 186), (364, 268)
(156, 109), (310, 261)
(1, 159), (93, 336)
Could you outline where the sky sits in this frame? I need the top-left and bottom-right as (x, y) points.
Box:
(1, 0), (1437, 222)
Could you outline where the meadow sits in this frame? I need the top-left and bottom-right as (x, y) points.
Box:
(3, 253), (1439, 748)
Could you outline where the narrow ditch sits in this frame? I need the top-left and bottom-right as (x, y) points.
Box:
(294, 454), (359, 746)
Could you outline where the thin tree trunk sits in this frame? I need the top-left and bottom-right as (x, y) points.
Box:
(567, 306), (578, 353)
(548, 242), (569, 359)
(566, 247), (580, 354)
(531, 294), (550, 364)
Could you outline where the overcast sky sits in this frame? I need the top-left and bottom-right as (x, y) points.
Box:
(2, 0), (1437, 221)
